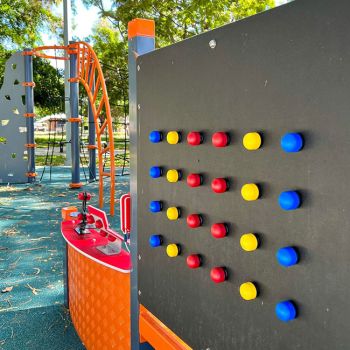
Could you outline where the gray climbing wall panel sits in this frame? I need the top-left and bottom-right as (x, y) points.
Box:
(0, 52), (28, 183)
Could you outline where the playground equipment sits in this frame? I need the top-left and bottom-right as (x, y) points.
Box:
(0, 42), (119, 214)
(62, 1), (350, 349)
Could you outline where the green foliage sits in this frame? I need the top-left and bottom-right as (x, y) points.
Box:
(33, 57), (65, 117)
(0, 0), (61, 48)
(84, 0), (275, 46)
(91, 20), (129, 121)
(84, 0), (275, 118)
(0, 0), (62, 94)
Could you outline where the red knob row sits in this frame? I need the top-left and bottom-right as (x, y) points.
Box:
(185, 131), (230, 147)
(186, 256), (227, 283)
(186, 215), (228, 238)
(187, 174), (229, 193)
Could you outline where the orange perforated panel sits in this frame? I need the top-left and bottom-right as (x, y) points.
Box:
(68, 246), (131, 350)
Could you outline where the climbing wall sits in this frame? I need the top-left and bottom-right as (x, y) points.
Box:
(136, 1), (350, 349)
(0, 52), (28, 183)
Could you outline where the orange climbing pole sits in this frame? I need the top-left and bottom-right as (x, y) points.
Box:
(32, 43), (116, 215)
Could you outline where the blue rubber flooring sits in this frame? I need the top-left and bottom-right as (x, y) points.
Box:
(0, 166), (129, 350)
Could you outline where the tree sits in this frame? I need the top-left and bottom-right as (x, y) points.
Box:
(33, 57), (65, 117)
(83, 0), (275, 47)
(91, 20), (128, 122)
(0, 0), (63, 114)
(0, 0), (60, 47)
(85, 0), (275, 119)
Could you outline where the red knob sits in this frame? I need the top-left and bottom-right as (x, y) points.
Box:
(78, 192), (92, 201)
(86, 214), (95, 224)
(211, 223), (228, 239)
(211, 178), (228, 193)
(187, 254), (201, 268)
(210, 267), (227, 283)
(95, 219), (103, 229)
(212, 132), (229, 147)
(77, 213), (84, 221)
(187, 214), (202, 228)
(187, 173), (202, 187)
(187, 132), (203, 146)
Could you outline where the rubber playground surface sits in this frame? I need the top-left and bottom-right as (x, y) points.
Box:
(0, 167), (129, 350)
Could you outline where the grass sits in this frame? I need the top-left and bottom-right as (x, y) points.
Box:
(36, 152), (130, 167)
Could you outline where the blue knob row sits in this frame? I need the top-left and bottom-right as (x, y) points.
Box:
(277, 247), (298, 267)
(149, 234), (162, 247)
(275, 301), (297, 322)
(149, 201), (162, 213)
(149, 166), (162, 178)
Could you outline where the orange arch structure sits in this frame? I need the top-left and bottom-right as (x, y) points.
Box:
(32, 43), (116, 215)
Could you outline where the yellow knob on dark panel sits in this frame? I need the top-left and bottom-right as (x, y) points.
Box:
(166, 244), (179, 257)
(240, 282), (257, 300)
(167, 169), (180, 183)
(240, 233), (258, 252)
(241, 183), (259, 201)
(167, 131), (180, 144)
(243, 132), (262, 150)
(167, 207), (179, 220)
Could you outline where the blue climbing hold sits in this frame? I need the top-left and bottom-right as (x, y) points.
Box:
(149, 235), (162, 247)
(277, 247), (299, 267)
(281, 133), (303, 152)
(149, 131), (162, 143)
(149, 166), (162, 178)
(149, 201), (162, 213)
(275, 301), (297, 322)
(279, 191), (301, 210)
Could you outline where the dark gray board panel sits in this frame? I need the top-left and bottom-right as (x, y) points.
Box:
(136, 1), (350, 349)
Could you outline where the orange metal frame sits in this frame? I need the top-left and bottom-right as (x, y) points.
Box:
(31, 44), (116, 215)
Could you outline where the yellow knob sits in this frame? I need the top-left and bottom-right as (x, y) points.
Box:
(167, 207), (179, 220)
(240, 233), (258, 251)
(166, 169), (180, 183)
(166, 244), (179, 257)
(241, 183), (259, 201)
(167, 131), (180, 145)
(239, 282), (257, 300)
(243, 132), (262, 150)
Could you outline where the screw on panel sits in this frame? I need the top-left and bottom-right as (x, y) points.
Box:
(209, 39), (216, 49)
(137, 65), (140, 71)
(137, 104), (141, 110)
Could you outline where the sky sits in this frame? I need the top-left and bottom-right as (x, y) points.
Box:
(42, 0), (110, 45)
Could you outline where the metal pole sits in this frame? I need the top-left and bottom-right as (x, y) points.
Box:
(64, 0), (72, 166)
(88, 66), (96, 180)
(128, 19), (155, 350)
(69, 43), (82, 189)
(24, 49), (36, 183)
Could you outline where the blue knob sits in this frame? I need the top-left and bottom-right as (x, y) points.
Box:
(149, 166), (162, 178)
(281, 133), (303, 152)
(149, 201), (162, 213)
(277, 247), (299, 267)
(149, 131), (162, 143)
(279, 191), (301, 210)
(149, 235), (162, 247)
(275, 301), (297, 322)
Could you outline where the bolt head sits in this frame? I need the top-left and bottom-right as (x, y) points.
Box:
(209, 39), (216, 49)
